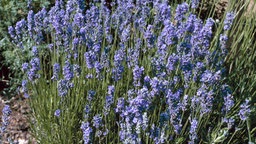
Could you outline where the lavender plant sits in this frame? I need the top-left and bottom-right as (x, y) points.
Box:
(9, 0), (253, 143)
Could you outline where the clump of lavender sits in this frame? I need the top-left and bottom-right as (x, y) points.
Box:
(9, 0), (248, 143)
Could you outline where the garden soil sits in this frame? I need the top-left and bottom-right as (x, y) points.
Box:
(0, 95), (36, 144)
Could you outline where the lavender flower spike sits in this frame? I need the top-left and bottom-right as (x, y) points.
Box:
(189, 118), (198, 144)
(81, 122), (92, 144)
(51, 63), (61, 80)
(239, 99), (251, 121)
(1, 105), (12, 133)
(191, 0), (199, 9)
(224, 12), (235, 31)
(175, 2), (189, 23)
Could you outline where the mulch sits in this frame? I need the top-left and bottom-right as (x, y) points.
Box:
(0, 94), (36, 144)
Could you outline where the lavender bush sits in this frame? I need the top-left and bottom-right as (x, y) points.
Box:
(8, 0), (253, 143)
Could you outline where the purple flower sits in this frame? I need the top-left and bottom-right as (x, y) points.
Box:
(130, 87), (150, 112)
(8, 26), (16, 39)
(27, 10), (34, 37)
(159, 112), (169, 127)
(97, 51), (110, 72)
(104, 94), (114, 115)
(166, 54), (179, 72)
(84, 104), (91, 114)
(160, 21), (177, 46)
(116, 97), (125, 113)
(175, 2), (189, 23)
(93, 114), (102, 129)
(143, 76), (151, 87)
(150, 77), (166, 96)
(224, 12), (235, 31)
(144, 25), (156, 48)
(48, 44), (54, 51)
(57, 79), (70, 97)
(191, 0), (199, 9)
(73, 64), (81, 77)
(73, 11), (85, 27)
(15, 19), (27, 36)
(133, 66), (144, 86)
(94, 61), (103, 74)
(22, 63), (29, 72)
(87, 90), (96, 102)
(21, 79), (28, 92)
(76, 0), (85, 11)
(86, 74), (93, 79)
(34, 8), (47, 44)
(189, 118), (198, 143)
(30, 57), (40, 71)
(24, 93), (30, 98)
(127, 38), (141, 68)
(223, 94), (234, 113)
(51, 63), (61, 80)
(81, 122), (92, 144)
(239, 99), (251, 121)
(153, 1), (171, 25)
(2, 105), (11, 116)
(112, 64), (124, 81)
(1, 105), (12, 133)
(219, 34), (229, 55)
(181, 95), (189, 111)
(27, 0), (32, 9)
(84, 51), (97, 69)
(54, 109), (61, 117)
(106, 95), (114, 107)
(28, 57), (41, 81)
(196, 84), (214, 115)
(186, 14), (197, 32)
(63, 60), (74, 81)
(200, 70), (213, 83)
(202, 18), (215, 39)
(108, 85), (115, 95)
(121, 24), (131, 42)
(32, 46), (38, 57)
(150, 124), (160, 142)
(103, 129), (109, 136)
(223, 118), (235, 129)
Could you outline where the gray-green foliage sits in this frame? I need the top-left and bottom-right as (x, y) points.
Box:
(0, 0), (52, 97)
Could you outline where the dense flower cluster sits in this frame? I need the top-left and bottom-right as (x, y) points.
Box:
(9, 0), (251, 143)
(1, 105), (12, 134)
